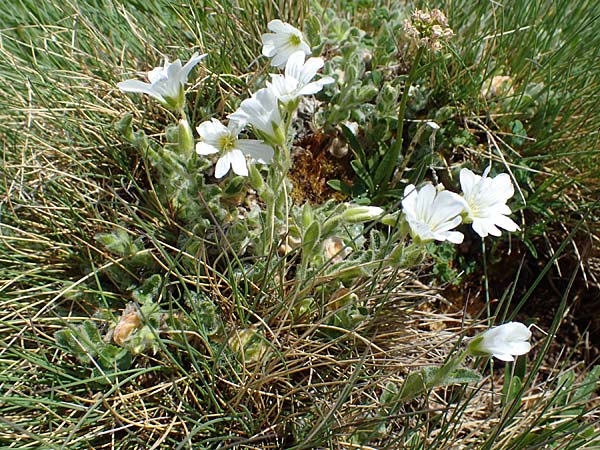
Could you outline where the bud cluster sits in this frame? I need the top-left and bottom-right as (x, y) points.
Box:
(403, 8), (454, 51)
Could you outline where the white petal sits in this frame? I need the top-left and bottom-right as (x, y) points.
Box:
(442, 230), (464, 244)
(501, 322), (532, 340)
(401, 185), (418, 215)
(227, 109), (249, 126)
(147, 65), (167, 84)
(494, 214), (520, 232)
(228, 149), (249, 176)
(285, 51), (307, 80)
(261, 36), (277, 57)
(460, 168), (479, 197)
(267, 19), (289, 33)
(117, 80), (165, 102)
(236, 139), (274, 163)
(298, 57), (325, 84)
(491, 173), (515, 201)
(271, 50), (292, 68)
(195, 142), (219, 155)
(415, 184), (436, 221)
(180, 52), (207, 83)
(492, 353), (515, 362)
(296, 80), (328, 96)
(165, 58), (184, 82)
(214, 153), (233, 178)
(430, 191), (465, 228)
(196, 118), (228, 142)
(268, 74), (298, 99)
(472, 219), (490, 238)
(507, 341), (531, 355)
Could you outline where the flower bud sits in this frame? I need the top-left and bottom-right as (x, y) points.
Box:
(341, 205), (384, 223)
(177, 118), (195, 155)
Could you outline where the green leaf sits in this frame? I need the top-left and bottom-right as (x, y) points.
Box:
(340, 122), (366, 164)
(444, 368), (483, 385)
(572, 365), (600, 404)
(327, 179), (352, 195)
(350, 159), (375, 191)
(302, 221), (321, 254)
(503, 374), (523, 406)
(372, 144), (398, 188)
(132, 274), (163, 303)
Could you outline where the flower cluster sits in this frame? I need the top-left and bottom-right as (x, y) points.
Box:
(117, 20), (332, 179)
(107, 15), (534, 395)
(401, 166), (520, 243)
(403, 8), (454, 51)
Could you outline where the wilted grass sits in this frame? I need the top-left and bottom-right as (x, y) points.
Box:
(1, 0), (599, 449)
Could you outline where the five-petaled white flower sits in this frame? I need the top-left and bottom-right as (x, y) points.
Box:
(402, 183), (465, 244)
(262, 20), (311, 68)
(459, 167), (520, 238)
(268, 51), (334, 105)
(196, 119), (274, 178)
(228, 87), (283, 144)
(117, 52), (206, 110)
(468, 322), (532, 362)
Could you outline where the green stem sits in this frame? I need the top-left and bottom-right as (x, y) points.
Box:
(382, 46), (425, 191)
(263, 109), (294, 256)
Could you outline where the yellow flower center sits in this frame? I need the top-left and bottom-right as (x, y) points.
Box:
(218, 133), (237, 152)
(289, 34), (302, 47)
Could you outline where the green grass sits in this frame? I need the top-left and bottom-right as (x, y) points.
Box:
(1, 0), (599, 448)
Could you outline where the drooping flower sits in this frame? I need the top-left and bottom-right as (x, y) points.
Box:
(262, 20), (311, 68)
(227, 86), (283, 144)
(117, 52), (207, 110)
(459, 167), (520, 238)
(467, 322), (532, 362)
(402, 183), (465, 244)
(268, 51), (334, 106)
(196, 119), (274, 178)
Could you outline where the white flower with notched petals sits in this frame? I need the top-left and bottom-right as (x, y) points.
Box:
(402, 184), (465, 244)
(262, 20), (311, 68)
(196, 119), (274, 178)
(227, 87), (283, 143)
(468, 322), (532, 362)
(118, 52), (206, 110)
(459, 167), (520, 238)
(268, 51), (334, 105)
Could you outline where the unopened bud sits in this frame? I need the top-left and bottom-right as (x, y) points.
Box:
(178, 118), (195, 154)
(341, 205), (384, 223)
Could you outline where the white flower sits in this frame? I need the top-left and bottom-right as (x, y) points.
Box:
(268, 51), (334, 105)
(402, 183), (465, 244)
(228, 87), (283, 143)
(459, 167), (520, 238)
(195, 119), (274, 178)
(262, 19), (311, 68)
(468, 322), (532, 362)
(117, 52), (207, 110)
